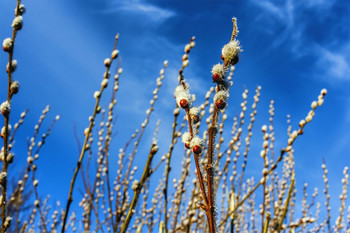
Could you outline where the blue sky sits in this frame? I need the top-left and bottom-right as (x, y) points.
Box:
(0, 0), (349, 229)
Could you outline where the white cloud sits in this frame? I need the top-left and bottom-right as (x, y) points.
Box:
(99, 1), (175, 23)
(314, 44), (350, 81)
(251, 0), (296, 48)
(251, 0), (349, 82)
(253, 0), (284, 19)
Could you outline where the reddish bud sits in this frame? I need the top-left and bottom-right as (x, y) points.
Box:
(193, 145), (202, 154)
(212, 73), (222, 83)
(179, 99), (189, 109)
(185, 143), (190, 149)
(216, 100), (226, 110)
(221, 54), (224, 61)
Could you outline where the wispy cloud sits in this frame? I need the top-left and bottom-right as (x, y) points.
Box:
(314, 44), (350, 81)
(250, 0), (299, 49)
(99, 0), (175, 23)
(253, 0), (288, 21)
(251, 0), (349, 82)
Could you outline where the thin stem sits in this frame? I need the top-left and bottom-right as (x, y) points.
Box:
(193, 153), (209, 207)
(116, 61), (166, 231)
(31, 168), (48, 232)
(163, 112), (180, 232)
(262, 213), (270, 233)
(61, 35), (119, 233)
(206, 125), (218, 233)
(1, 2), (21, 231)
(276, 172), (295, 231)
(119, 144), (158, 233)
(219, 149), (287, 228)
(163, 38), (194, 233)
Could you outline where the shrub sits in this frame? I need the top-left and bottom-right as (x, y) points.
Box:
(0, 1), (349, 233)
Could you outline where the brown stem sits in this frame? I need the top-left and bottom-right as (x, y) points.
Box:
(61, 35), (119, 233)
(163, 106), (179, 233)
(163, 37), (195, 233)
(119, 144), (158, 233)
(206, 114), (219, 233)
(219, 149), (287, 228)
(193, 153), (209, 207)
(115, 61), (166, 231)
(1, 2), (21, 232)
(230, 17), (238, 42)
(276, 172), (295, 231)
(31, 168), (48, 232)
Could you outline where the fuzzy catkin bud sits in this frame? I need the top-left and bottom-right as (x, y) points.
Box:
(182, 60), (189, 67)
(173, 108), (180, 116)
(151, 145), (159, 154)
(222, 40), (241, 63)
(189, 107), (200, 123)
(214, 90), (228, 104)
(132, 180), (139, 191)
(0, 172), (7, 185)
(17, 4), (26, 15)
(6, 152), (14, 164)
(111, 50), (119, 59)
(214, 90), (229, 110)
(190, 136), (204, 154)
(104, 71), (110, 79)
(211, 63), (226, 82)
(174, 85), (191, 109)
(104, 58), (111, 67)
(6, 60), (17, 73)
(93, 91), (100, 99)
(12, 16), (23, 30)
(4, 216), (11, 229)
(2, 38), (12, 52)
(101, 79), (108, 88)
(0, 101), (10, 116)
(182, 132), (191, 147)
(33, 180), (39, 187)
(10, 81), (20, 94)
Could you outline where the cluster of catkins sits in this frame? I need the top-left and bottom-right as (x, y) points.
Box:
(1, 4), (25, 118)
(174, 35), (242, 156)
